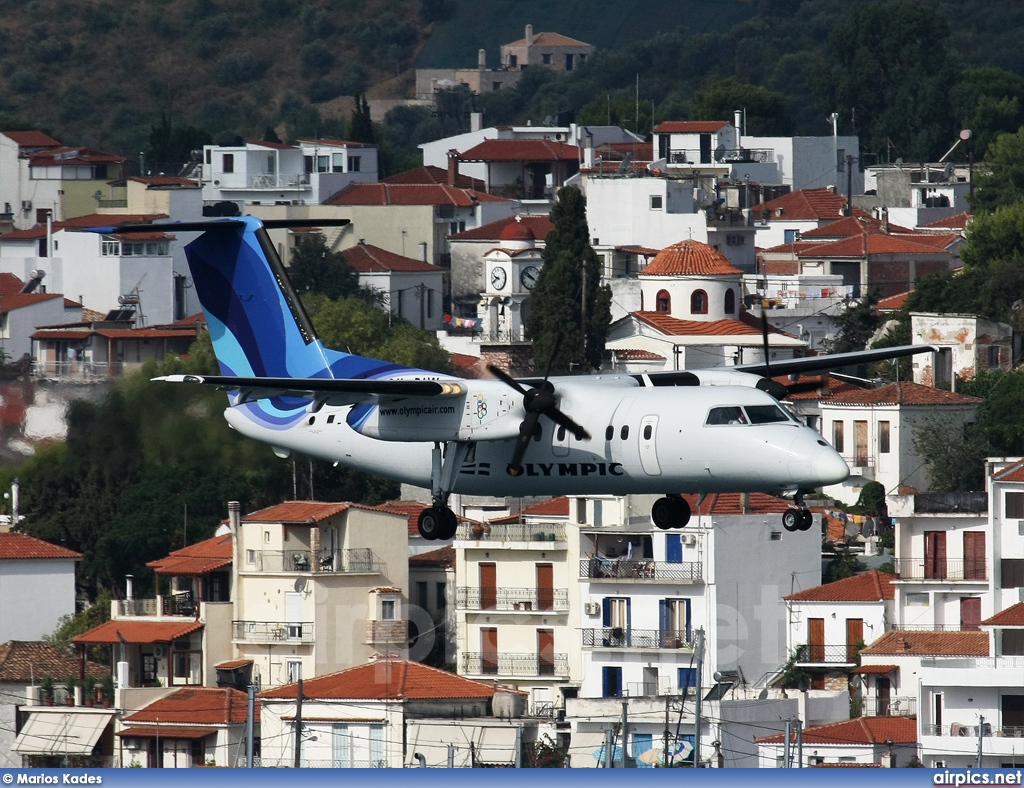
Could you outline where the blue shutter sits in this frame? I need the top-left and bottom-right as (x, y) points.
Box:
(659, 600), (669, 643)
(684, 598), (692, 641)
(602, 597), (611, 626)
(370, 724), (384, 767)
(603, 666), (622, 698)
(666, 533), (682, 563)
(333, 723), (350, 767)
(625, 598), (632, 646)
(678, 667), (697, 693)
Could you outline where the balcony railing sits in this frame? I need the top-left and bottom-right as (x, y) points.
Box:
(461, 652), (569, 678)
(114, 592), (202, 618)
(254, 758), (384, 768)
(233, 620), (315, 643)
(862, 696), (916, 717)
(115, 598), (158, 617)
(582, 628), (694, 650)
(923, 723), (995, 737)
(455, 587), (568, 612)
(32, 360), (124, 379)
(666, 148), (775, 165)
(366, 619), (407, 644)
(251, 547), (384, 574)
(892, 558), (987, 582)
(456, 523), (566, 542)
(580, 558), (702, 582)
(795, 643), (857, 664)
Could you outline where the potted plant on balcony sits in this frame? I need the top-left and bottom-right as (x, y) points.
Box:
(40, 675), (54, 706)
(81, 676), (97, 707)
(100, 674), (115, 708)
(63, 675), (77, 706)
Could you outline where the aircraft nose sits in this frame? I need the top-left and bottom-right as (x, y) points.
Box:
(816, 444), (849, 484)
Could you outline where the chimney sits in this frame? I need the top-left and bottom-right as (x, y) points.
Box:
(125, 574), (134, 600)
(734, 109), (743, 136)
(478, 48), (486, 71)
(470, 112), (483, 132)
(881, 206), (889, 232)
(525, 24), (533, 47)
(739, 492), (749, 514)
(447, 149), (460, 186)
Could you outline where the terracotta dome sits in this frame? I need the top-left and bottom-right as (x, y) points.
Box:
(641, 240), (742, 277)
(498, 219), (536, 243)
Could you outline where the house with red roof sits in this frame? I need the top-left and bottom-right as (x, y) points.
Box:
(910, 312), (1016, 388)
(457, 138), (581, 201)
(0, 532), (81, 643)
(257, 657), (532, 767)
(500, 25), (594, 73)
(200, 138), (377, 209)
(116, 686), (255, 767)
(605, 240), (807, 372)
(0, 132), (127, 231)
(341, 242), (447, 330)
(756, 714), (917, 767)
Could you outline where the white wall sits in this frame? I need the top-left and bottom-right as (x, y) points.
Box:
(0, 558), (77, 641)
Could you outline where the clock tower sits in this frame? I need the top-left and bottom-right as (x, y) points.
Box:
(478, 218), (544, 373)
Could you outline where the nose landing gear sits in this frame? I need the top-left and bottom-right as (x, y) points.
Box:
(652, 495), (691, 529)
(782, 490), (815, 532)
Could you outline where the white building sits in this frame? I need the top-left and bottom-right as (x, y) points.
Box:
(756, 715), (917, 768)
(341, 242), (447, 331)
(0, 533), (80, 642)
(911, 312), (1017, 389)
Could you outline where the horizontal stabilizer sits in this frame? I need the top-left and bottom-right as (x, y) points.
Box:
(732, 343), (939, 378)
(154, 373), (460, 401)
(81, 218), (350, 234)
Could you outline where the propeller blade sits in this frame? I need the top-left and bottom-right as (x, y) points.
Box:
(543, 330), (565, 381)
(760, 299), (771, 379)
(486, 363), (529, 395)
(507, 412), (541, 476)
(545, 407), (591, 441)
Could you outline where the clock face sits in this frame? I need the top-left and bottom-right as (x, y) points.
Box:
(490, 266), (507, 290)
(520, 265), (540, 290)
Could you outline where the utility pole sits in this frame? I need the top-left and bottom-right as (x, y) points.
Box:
(977, 715), (985, 768)
(604, 728), (614, 768)
(664, 695), (671, 766)
(619, 700), (629, 768)
(514, 726), (522, 768)
(796, 718), (803, 768)
(694, 628), (705, 767)
(293, 675), (303, 768)
(447, 743), (456, 768)
(783, 719), (791, 768)
(846, 154), (854, 216)
(246, 684), (255, 768)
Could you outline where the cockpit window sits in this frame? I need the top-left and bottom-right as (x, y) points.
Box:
(745, 404), (792, 424)
(705, 406), (747, 426)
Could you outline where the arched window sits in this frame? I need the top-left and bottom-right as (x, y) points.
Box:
(724, 289), (736, 314)
(656, 289), (671, 313)
(691, 289), (708, 315)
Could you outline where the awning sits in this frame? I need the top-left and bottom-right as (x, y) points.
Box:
(72, 619), (203, 645)
(117, 726), (216, 740)
(14, 711), (115, 755)
(404, 722), (518, 767)
(853, 664), (899, 674)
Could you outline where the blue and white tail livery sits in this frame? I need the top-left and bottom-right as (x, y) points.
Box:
(91, 215), (934, 538)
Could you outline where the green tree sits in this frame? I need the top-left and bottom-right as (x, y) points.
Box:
(962, 368), (1024, 455)
(289, 234), (361, 301)
(822, 545), (867, 584)
(46, 590), (112, 660)
(969, 129), (1024, 213)
(689, 77), (793, 136)
(912, 413), (989, 492)
(815, 0), (962, 161)
(525, 187), (611, 374)
(349, 94), (375, 143)
(949, 67), (1024, 161)
(825, 296), (880, 354)
(147, 116), (211, 175)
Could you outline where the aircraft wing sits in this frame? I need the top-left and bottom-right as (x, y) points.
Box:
(153, 374), (459, 404)
(729, 343), (937, 378)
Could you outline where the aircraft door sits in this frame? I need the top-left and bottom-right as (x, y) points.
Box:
(639, 414), (662, 476)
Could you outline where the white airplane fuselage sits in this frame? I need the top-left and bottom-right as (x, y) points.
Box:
(224, 375), (849, 497)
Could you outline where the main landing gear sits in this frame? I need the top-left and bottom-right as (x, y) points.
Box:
(782, 491), (815, 532)
(652, 495), (691, 529)
(417, 441), (471, 541)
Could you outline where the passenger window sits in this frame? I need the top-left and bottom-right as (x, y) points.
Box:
(605, 425), (613, 441)
(706, 406), (746, 425)
(557, 426), (566, 441)
(620, 425), (629, 440)
(746, 405), (791, 424)
(643, 424), (653, 440)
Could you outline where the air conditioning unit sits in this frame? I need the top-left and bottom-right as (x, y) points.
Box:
(681, 533), (697, 546)
(212, 179), (221, 187)
(584, 602), (601, 616)
(153, 645), (165, 658)
(21, 201), (31, 212)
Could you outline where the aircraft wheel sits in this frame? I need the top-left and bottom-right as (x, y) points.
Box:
(440, 507), (458, 540)
(674, 496), (691, 528)
(652, 496), (691, 529)
(418, 507), (444, 540)
(782, 508), (801, 532)
(798, 509), (814, 531)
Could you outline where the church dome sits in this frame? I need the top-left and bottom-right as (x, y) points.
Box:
(641, 240), (742, 277)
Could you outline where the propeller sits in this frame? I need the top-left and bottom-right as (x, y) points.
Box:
(487, 334), (590, 476)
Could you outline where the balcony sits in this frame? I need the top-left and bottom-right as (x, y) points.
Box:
(32, 360), (124, 380)
(366, 619), (407, 645)
(233, 620), (314, 643)
(456, 522), (566, 543)
(795, 643), (857, 665)
(113, 592), (209, 618)
(455, 587), (568, 612)
(892, 558), (987, 582)
(249, 547), (384, 574)
(582, 628), (694, 651)
(461, 652), (569, 678)
(580, 558), (702, 583)
(862, 696), (916, 717)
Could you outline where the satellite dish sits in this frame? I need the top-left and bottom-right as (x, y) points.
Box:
(960, 129), (973, 141)
(894, 158), (903, 168)
(93, 190), (103, 202)
(714, 144), (726, 162)
(294, 577), (307, 593)
(943, 162), (955, 180)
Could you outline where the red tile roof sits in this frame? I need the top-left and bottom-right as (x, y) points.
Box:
(785, 570), (895, 602)
(450, 353), (485, 378)
(682, 492), (796, 515)
(800, 233), (950, 257)
(2, 131), (61, 147)
(523, 496), (570, 517)
(450, 214), (553, 242)
(773, 374), (865, 402)
(822, 382), (981, 407)
(610, 348), (665, 361)
(382, 165), (484, 191)
(408, 545), (455, 567)
(632, 312), (766, 337)
(327, 183), (506, 206)
(0, 533), (81, 560)
(505, 31), (590, 47)
(259, 658), (495, 701)
(598, 142), (654, 160)
(981, 602), (1024, 627)
(1, 213), (166, 240)
(0, 273), (24, 296)
(124, 687), (253, 725)
(877, 291), (911, 311)
(756, 716), (916, 745)
(458, 139), (581, 163)
(117, 726), (218, 740)
(72, 620), (204, 645)
(146, 533), (233, 576)
(853, 664), (898, 675)
(342, 243), (442, 274)
(215, 659), (253, 670)
(29, 147), (125, 166)
(641, 240), (742, 277)
(243, 501), (352, 524)
(993, 460), (1024, 483)
(0, 293), (63, 313)
(247, 139), (295, 150)
(653, 121), (730, 134)
(798, 215), (915, 239)
(373, 500), (470, 537)
(751, 189), (865, 222)
(0, 641), (107, 682)
(925, 212), (971, 229)
(861, 630), (988, 657)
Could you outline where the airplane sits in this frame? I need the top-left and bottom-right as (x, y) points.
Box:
(88, 216), (935, 540)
